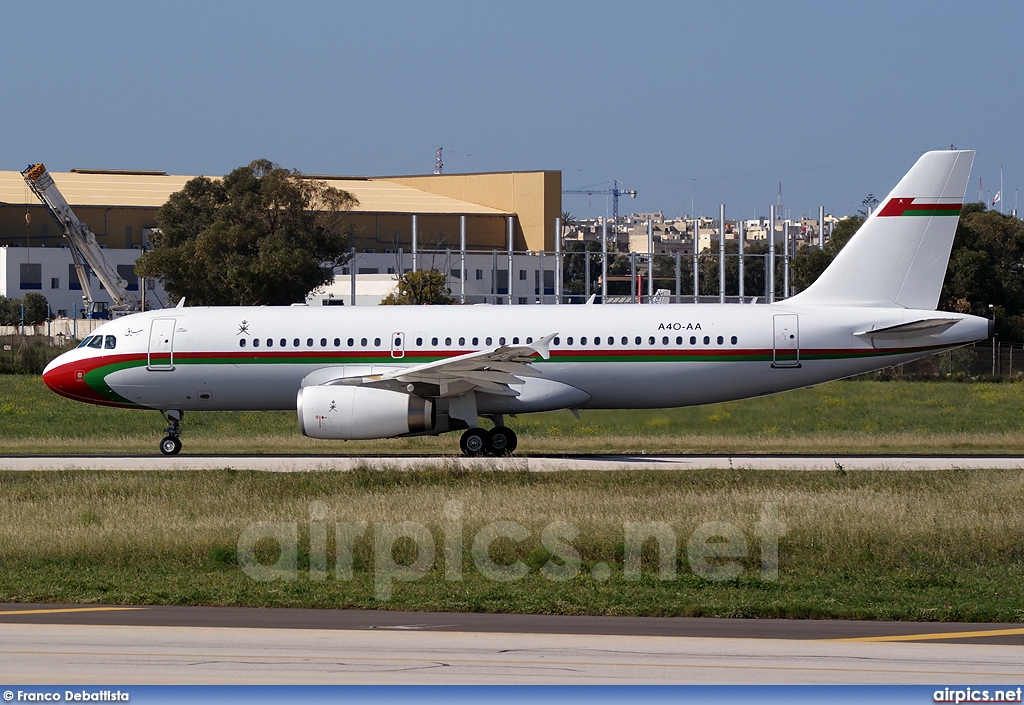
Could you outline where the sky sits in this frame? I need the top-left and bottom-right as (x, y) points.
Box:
(2, 0), (1022, 221)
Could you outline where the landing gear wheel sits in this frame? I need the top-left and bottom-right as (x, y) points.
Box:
(460, 428), (488, 457)
(487, 426), (517, 456)
(160, 435), (182, 455)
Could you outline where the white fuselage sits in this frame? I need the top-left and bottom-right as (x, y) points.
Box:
(42, 302), (990, 416)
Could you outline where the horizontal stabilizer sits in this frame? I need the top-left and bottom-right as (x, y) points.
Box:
(854, 317), (962, 340)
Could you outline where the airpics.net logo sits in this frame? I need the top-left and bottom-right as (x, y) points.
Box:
(236, 501), (786, 600)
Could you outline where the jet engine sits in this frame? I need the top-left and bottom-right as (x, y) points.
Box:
(297, 385), (434, 440)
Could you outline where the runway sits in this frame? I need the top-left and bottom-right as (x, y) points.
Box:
(1, 604), (1022, 684)
(3, 454), (1024, 472)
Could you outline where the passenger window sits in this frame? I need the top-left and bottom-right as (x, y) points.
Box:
(293, 338), (300, 347)
(703, 336), (710, 345)
(553, 337), (560, 346)
(104, 335), (116, 349)
(360, 338), (367, 347)
(485, 337), (492, 345)
(662, 336), (668, 345)
(253, 339), (260, 348)
(676, 336), (682, 345)
(526, 337), (533, 343)
(87, 336), (103, 349)
(621, 337), (627, 345)
(648, 336), (655, 345)
(239, 339), (247, 348)
(416, 337), (423, 346)
(581, 337), (587, 345)
(374, 338), (381, 347)
(499, 337), (506, 345)
(593, 337), (600, 345)
(635, 336), (641, 345)
(306, 338), (314, 347)
(280, 338), (286, 347)
(266, 339), (273, 347)
(445, 337), (452, 346)
(459, 337), (466, 346)
(567, 337), (574, 345)
(320, 338), (327, 347)
(333, 338), (340, 347)
(472, 337), (479, 346)
(395, 337), (402, 347)
(432, 337), (439, 346)
(731, 336), (738, 345)
(347, 338), (354, 347)
(690, 336), (696, 345)
(717, 336), (724, 345)
(512, 337), (519, 344)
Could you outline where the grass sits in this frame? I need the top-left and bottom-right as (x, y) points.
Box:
(1, 467), (1024, 621)
(5, 374), (1024, 454)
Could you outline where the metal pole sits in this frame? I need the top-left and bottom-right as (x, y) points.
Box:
(783, 218), (790, 299)
(630, 252), (637, 302)
(674, 251), (681, 303)
(350, 248), (357, 306)
(459, 215), (466, 304)
(507, 216), (514, 305)
(584, 250), (590, 299)
(538, 251), (544, 304)
(768, 206), (776, 303)
(492, 250), (498, 305)
(601, 218), (608, 302)
(738, 218), (745, 302)
(647, 218), (653, 303)
(818, 205), (824, 250)
(692, 216), (699, 303)
(719, 204), (726, 304)
(411, 214), (418, 273)
(554, 217), (562, 305)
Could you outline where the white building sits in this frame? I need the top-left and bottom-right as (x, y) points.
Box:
(0, 245), (166, 317)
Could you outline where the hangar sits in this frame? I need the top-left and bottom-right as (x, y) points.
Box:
(0, 166), (562, 310)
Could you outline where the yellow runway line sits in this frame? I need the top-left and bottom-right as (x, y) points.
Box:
(833, 627), (1024, 642)
(0, 607), (146, 617)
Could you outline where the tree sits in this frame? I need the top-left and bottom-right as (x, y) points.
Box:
(22, 292), (51, 324)
(940, 204), (1024, 342)
(135, 159), (358, 306)
(380, 270), (454, 305)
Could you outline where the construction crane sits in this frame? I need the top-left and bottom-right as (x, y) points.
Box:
(562, 179), (637, 224)
(21, 163), (141, 318)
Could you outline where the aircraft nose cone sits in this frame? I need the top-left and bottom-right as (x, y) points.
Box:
(41, 356), (93, 403)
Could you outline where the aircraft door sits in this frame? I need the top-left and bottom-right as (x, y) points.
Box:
(148, 318), (176, 370)
(391, 332), (405, 359)
(772, 314), (800, 367)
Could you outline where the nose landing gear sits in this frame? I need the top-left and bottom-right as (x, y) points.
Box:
(159, 410), (183, 455)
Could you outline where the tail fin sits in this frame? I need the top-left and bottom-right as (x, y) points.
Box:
(789, 149), (974, 309)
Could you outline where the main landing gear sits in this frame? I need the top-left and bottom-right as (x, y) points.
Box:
(159, 410), (183, 455)
(459, 425), (518, 457)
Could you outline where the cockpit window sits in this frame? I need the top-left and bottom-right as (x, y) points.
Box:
(77, 336), (93, 349)
(104, 335), (116, 349)
(86, 336), (103, 349)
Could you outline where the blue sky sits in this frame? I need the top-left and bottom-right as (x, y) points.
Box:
(2, 1), (1021, 221)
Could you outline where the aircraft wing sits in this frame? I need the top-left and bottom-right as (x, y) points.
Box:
(854, 317), (963, 340)
(323, 333), (557, 398)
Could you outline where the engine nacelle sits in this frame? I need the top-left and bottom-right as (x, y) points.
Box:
(297, 385), (434, 440)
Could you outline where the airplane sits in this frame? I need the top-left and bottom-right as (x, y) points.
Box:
(42, 149), (990, 457)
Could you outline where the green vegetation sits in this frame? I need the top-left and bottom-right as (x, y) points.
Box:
(1, 467), (1022, 621)
(4, 374), (1024, 455)
(134, 159), (358, 306)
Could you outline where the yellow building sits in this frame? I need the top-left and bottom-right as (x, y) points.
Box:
(0, 167), (562, 253)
